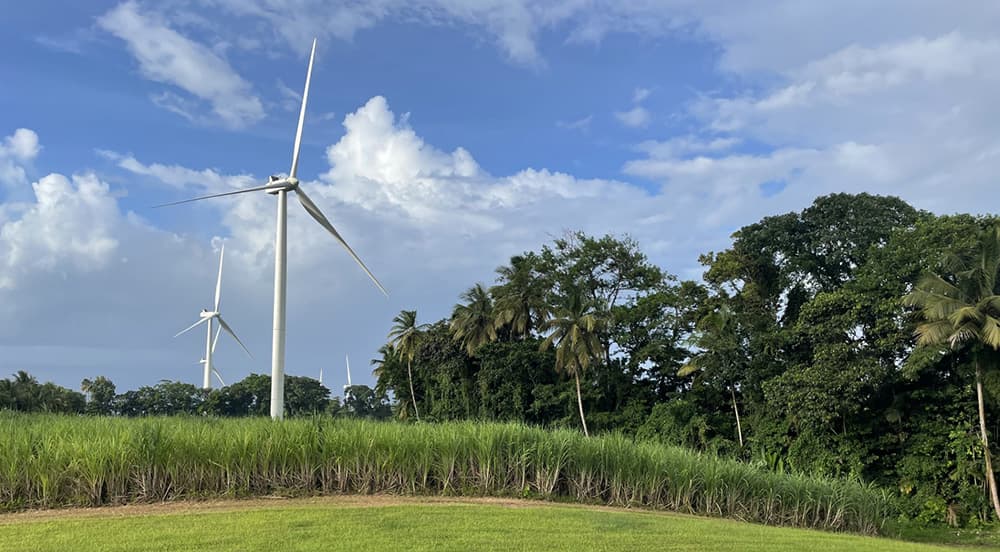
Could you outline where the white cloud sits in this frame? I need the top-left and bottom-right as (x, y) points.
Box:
(205, 0), (696, 67)
(2, 129), (40, 162)
(0, 173), (119, 289)
(626, 28), (1000, 222)
(556, 115), (593, 132)
(97, 150), (255, 191)
(98, 1), (264, 128)
(633, 87), (651, 103)
(0, 129), (41, 188)
(615, 106), (651, 128)
(636, 136), (740, 158)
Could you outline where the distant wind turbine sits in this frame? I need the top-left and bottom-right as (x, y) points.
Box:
(174, 245), (252, 389)
(155, 39), (387, 419)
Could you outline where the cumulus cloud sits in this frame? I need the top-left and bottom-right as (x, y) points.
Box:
(0, 173), (119, 289)
(98, 1), (264, 128)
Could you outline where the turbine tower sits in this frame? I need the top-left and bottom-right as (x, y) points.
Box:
(174, 245), (252, 388)
(156, 39), (387, 419)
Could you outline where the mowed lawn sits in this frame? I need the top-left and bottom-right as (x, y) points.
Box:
(0, 498), (979, 552)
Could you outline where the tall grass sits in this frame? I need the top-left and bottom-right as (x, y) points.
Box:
(0, 413), (893, 534)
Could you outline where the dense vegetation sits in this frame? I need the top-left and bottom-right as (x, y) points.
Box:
(370, 194), (1000, 527)
(0, 414), (891, 534)
(4, 192), (1000, 529)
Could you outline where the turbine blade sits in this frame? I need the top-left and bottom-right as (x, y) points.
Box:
(211, 325), (223, 354)
(214, 244), (225, 311)
(213, 367), (226, 387)
(174, 317), (209, 338)
(217, 316), (253, 359)
(153, 183), (286, 208)
(289, 38), (317, 179)
(294, 188), (388, 297)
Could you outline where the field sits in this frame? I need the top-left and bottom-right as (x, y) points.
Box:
(0, 497), (980, 552)
(0, 414), (892, 534)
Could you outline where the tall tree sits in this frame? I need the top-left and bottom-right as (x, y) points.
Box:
(450, 283), (498, 355)
(387, 310), (428, 421)
(540, 289), (603, 436)
(81, 376), (116, 415)
(680, 304), (747, 447)
(493, 254), (550, 338)
(905, 225), (1000, 520)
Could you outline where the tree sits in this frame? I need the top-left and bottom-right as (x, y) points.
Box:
(540, 289), (604, 436)
(905, 225), (1000, 520)
(81, 376), (116, 415)
(341, 384), (392, 419)
(493, 254), (550, 338)
(387, 310), (428, 421)
(680, 305), (747, 447)
(284, 375), (331, 416)
(450, 283), (498, 355)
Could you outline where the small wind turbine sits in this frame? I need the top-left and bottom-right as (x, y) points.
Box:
(155, 39), (387, 419)
(174, 245), (252, 389)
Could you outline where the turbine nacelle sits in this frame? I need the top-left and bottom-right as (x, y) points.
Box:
(266, 175), (299, 194)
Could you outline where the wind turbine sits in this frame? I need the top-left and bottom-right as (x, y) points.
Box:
(155, 39), (387, 419)
(174, 245), (252, 389)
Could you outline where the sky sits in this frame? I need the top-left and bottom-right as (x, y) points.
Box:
(2, 1), (1000, 394)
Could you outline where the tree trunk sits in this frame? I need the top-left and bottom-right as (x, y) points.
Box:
(407, 359), (420, 422)
(731, 387), (744, 448)
(975, 361), (1000, 520)
(575, 371), (589, 437)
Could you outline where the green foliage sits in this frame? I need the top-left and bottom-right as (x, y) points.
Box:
(0, 413), (893, 534)
(0, 371), (85, 414)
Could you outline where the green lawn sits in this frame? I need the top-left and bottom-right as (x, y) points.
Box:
(0, 498), (986, 552)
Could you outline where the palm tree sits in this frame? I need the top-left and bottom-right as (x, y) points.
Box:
(370, 344), (396, 382)
(539, 289), (603, 437)
(904, 225), (1000, 520)
(493, 255), (550, 338)
(11, 370), (38, 411)
(450, 283), (498, 356)
(679, 305), (745, 447)
(387, 310), (428, 421)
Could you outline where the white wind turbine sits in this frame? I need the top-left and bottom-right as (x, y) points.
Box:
(175, 245), (252, 389)
(156, 39), (387, 419)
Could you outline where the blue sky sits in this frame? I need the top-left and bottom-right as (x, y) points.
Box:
(2, 1), (999, 394)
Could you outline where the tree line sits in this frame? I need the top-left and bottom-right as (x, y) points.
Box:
(0, 372), (391, 419)
(372, 193), (1000, 526)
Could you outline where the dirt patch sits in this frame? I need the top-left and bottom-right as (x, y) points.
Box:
(0, 495), (679, 525)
